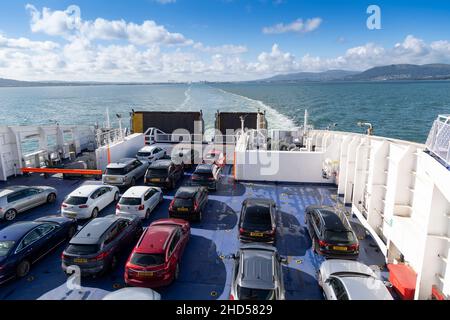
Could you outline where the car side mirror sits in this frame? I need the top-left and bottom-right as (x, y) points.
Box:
(384, 281), (393, 288)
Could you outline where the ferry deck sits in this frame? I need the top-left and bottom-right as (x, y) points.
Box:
(0, 166), (387, 300)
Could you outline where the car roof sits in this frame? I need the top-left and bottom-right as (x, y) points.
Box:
(149, 160), (172, 169)
(68, 184), (103, 197)
(138, 146), (158, 152)
(0, 186), (29, 197)
(195, 164), (214, 173)
(175, 186), (202, 198)
(315, 207), (349, 230)
(135, 225), (176, 254)
(339, 277), (393, 300)
(107, 158), (136, 168)
(240, 248), (276, 290)
(71, 216), (120, 244)
(122, 186), (154, 198)
(0, 221), (41, 242)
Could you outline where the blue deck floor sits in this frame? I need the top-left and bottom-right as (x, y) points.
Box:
(0, 166), (387, 300)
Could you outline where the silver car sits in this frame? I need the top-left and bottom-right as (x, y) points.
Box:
(230, 243), (286, 300)
(102, 158), (148, 187)
(0, 186), (57, 221)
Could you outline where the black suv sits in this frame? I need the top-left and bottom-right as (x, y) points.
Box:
(169, 187), (208, 221)
(191, 164), (220, 191)
(305, 206), (359, 259)
(144, 160), (184, 190)
(61, 215), (143, 276)
(239, 198), (277, 244)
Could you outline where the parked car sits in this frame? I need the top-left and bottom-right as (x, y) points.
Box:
(116, 186), (163, 219)
(125, 219), (190, 288)
(0, 216), (77, 284)
(318, 259), (393, 300)
(0, 186), (57, 221)
(239, 198), (277, 244)
(191, 164), (221, 191)
(61, 185), (120, 220)
(102, 287), (161, 300)
(144, 160), (184, 190)
(102, 158), (148, 187)
(230, 243), (286, 300)
(136, 146), (166, 164)
(61, 215), (143, 277)
(169, 187), (208, 221)
(305, 206), (359, 259)
(203, 150), (226, 167)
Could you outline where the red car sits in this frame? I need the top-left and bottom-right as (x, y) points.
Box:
(203, 150), (226, 167)
(124, 219), (190, 288)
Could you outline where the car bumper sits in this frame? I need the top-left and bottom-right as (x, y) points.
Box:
(169, 210), (197, 221)
(116, 210), (146, 219)
(61, 209), (91, 220)
(191, 181), (216, 190)
(318, 249), (359, 260)
(145, 180), (171, 189)
(239, 235), (275, 244)
(125, 273), (173, 288)
(62, 262), (106, 276)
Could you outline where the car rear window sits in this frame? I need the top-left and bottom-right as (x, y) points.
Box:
(137, 152), (151, 158)
(119, 197), (142, 206)
(130, 253), (165, 267)
(65, 244), (99, 255)
(237, 286), (275, 300)
(146, 168), (168, 177)
(105, 168), (126, 175)
(65, 196), (88, 205)
(174, 198), (193, 207)
(242, 205), (272, 231)
(0, 241), (15, 257)
(324, 230), (355, 243)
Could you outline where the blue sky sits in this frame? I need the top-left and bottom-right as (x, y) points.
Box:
(0, 0), (449, 81)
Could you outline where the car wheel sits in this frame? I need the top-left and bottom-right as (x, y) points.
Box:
(130, 178), (136, 187)
(114, 192), (120, 202)
(145, 209), (151, 220)
(16, 260), (31, 278)
(67, 225), (77, 239)
(47, 193), (57, 203)
(91, 208), (99, 219)
(4, 209), (17, 221)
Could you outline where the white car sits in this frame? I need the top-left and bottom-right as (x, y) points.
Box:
(102, 287), (161, 300)
(136, 146), (166, 164)
(318, 259), (393, 300)
(61, 184), (120, 220)
(116, 186), (163, 219)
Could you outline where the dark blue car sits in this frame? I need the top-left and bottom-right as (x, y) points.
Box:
(0, 216), (77, 284)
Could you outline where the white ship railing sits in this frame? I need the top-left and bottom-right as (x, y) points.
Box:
(426, 114), (450, 167)
(96, 128), (125, 147)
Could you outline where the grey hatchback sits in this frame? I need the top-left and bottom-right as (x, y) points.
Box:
(61, 214), (143, 276)
(230, 243), (286, 300)
(0, 186), (58, 221)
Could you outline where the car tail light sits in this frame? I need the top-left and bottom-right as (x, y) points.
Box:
(191, 175), (199, 181)
(92, 252), (108, 262)
(348, 243), (359, 251)
(266, 228), (276, 236)
(79, 205), (88, 209)
(61, 204), (68, 208)
(137, 205), (145, 211)
(208, 177), (215, 181)
(169, 199), (175, 211)
(239, 228), (245, 234)
(194, 201), (199, 211)
(116, 204), (121, 210)
(61, 252), (67, 260)
(319, 240), (329, 248)
(229, 294), (234, 300)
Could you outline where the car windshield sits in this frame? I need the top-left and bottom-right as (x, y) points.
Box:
(147, 168), (168, 177)
(105, 168), (126, 175)
(324, 230), (355, 243)
(119, 197), (142, 206)
(65, 196), (88, 205)
(174, 197), (193, 207)
(242, 205), (272, 231)
(130, 253), (165, 267)
(137, 152), (151, 157)
(0, 241), (15, 257)
(65, 244), (99, 255)
(237, 286), (275, 300)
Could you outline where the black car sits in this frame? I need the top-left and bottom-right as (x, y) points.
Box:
(144, 160), (184, 190)
(169, 187), (208, 221)
(191, 164), (220, 191)
(239, 198), (277, 244)
(305, 206), (359, 259)
(61, 215), (143, 276)
(0, 216), (77, 284)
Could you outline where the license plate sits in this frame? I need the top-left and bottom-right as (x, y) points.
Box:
(74, 258), (88, 263)
(151, 178), (160, 182)
(250, 232), (264, 237)
(178, 207), (189, 212)
(108, 177), (118, 182)
(138, 271), (154, 277)
(333, 246), (348, 251)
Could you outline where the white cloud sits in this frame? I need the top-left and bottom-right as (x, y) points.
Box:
(263, 18), (322, 34)
(193, 43), (248, 55)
